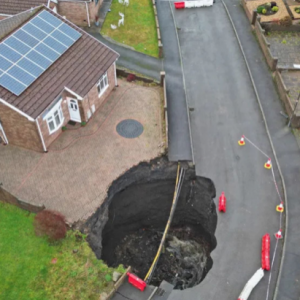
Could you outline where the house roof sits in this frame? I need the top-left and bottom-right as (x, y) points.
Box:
(0, 0), (48, 16)
(0, 6), (119, 119)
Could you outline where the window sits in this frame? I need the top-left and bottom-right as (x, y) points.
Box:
(97, 72), (109, 96)
(45, 102), (64, 134)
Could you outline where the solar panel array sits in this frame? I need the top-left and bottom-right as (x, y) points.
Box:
(0, 10), (82, 96)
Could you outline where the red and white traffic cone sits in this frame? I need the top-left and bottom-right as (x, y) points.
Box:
(275, 229), (283, 240)
(264, 158), (272, 169)
(238, 135), (245, 146)
(276, 202), (284, 213)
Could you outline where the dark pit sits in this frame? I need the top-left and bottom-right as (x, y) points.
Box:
(85, 157), (217, 290)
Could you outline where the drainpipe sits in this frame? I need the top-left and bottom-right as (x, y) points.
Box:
(85, 2), (91, 27)
(114, 61), (118, 87)
(36, 119), (47, 152)
(0, 122), (8, 144)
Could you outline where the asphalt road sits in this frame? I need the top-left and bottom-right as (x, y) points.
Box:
(165, 2), (283, 299)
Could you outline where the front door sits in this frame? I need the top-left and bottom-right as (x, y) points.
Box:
(68, 99), (81, 122)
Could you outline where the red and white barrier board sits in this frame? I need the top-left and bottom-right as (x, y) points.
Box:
(238, 268), (264, 300)
(174, 0), (214, 9)
(261, 234), (270, 271)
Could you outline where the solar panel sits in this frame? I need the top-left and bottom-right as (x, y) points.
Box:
(0, 10), (82, 96)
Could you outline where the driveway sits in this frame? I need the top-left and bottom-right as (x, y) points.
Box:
(0, 80), (164, 223)
(165, 2), (282, 300)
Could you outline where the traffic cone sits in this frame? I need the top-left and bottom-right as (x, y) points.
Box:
(238, 135), (245, 146)
(276, 202), (284, 213)
(275, 229), (283, 239)
(264, 158), (272, 169)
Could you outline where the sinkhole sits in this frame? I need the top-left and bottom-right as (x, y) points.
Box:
(85, 157), (217, 290)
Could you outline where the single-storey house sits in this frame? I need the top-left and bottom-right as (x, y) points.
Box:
(0, 6), (119, 152)
(0, 0), (102, 26)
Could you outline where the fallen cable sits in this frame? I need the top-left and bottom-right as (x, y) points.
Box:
(144, 163), (185, 283)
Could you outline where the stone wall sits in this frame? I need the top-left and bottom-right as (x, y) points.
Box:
(152, 0), (163, 58)
(0, 186), (45, 213)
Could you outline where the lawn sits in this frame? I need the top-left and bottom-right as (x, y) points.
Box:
(0, 202), (124, 300)
(101, 0), (159, 57)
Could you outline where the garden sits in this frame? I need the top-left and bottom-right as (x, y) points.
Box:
(101, 0), (159, 57)
(0, 202), (124, 300)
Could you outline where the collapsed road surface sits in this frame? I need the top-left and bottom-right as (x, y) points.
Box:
(85, 158), (218, 291)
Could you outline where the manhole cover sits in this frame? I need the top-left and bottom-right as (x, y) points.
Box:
(116, 119), (144, 139)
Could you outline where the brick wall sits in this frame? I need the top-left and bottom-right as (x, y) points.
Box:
(81, 64), (116, 122)
(254, 19), (278, 71)
(37, 97), (70, 149)
(57, 1), (89, 26)
(0, 103), (43, 152)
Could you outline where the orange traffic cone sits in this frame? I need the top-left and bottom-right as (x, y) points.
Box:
(275, 229), (283, 239)
(264, 158), (272, 169)
(276, 202), (284, 213)
(238, 135), (245, 146)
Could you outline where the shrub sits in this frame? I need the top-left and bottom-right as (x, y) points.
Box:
(280, 16), (292, 27)
(62, 126), (67, 131)
(295, 7), (300, 13)
(81, 121), (87, 127)
(257, 5), (264, 13)
(262, 8), (267, 14)
(272, 6), (279, 12)
(127, 74), (136, 82)
(34, 210), (67, 241)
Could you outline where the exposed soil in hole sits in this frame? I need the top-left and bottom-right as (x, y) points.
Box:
(113, 226), (211, 289)
(84, 157), (217, 290)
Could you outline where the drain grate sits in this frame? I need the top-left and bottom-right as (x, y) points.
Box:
(116, 119), (144, 139)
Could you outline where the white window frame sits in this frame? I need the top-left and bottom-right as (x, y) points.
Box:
(97, 72), (109, 97)
(44, 100), (64, 134)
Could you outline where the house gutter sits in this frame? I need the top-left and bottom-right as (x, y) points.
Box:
(0, 13), (12, 17)
(35, 119), (47, 152)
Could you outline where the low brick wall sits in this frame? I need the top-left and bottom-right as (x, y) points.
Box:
(152, 0), (163, 58)
(274, 69), (300, 127)
(0, 186), (45, 213)
(254, 19), (278, 71)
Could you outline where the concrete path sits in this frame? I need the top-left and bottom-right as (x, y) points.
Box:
(167, 2), (282, 300)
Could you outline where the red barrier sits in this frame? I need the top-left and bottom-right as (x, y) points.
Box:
(174, 2), (185, 9)
(218, 192), (226, 212)
(127, 272), (147, 291)
(261, 234), (270, 271)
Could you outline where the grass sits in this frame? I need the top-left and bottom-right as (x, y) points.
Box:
(101, 0), (159, 57)
(0, 202), (125, 300)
